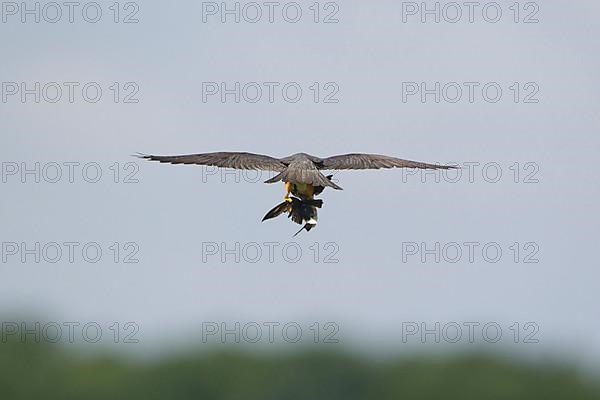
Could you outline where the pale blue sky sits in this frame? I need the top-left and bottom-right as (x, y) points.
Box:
(1, 0), (599, 367)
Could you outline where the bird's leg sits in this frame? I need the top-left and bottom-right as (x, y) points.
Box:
(284, 182), (293, 203)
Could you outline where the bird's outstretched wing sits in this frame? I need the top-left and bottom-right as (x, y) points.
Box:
(136, 152), (287, 171)
(319, 153), (456, 170)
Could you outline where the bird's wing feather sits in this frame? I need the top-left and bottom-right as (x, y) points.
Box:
(137, 152), (287, 171)
(319, 153), (455, 170)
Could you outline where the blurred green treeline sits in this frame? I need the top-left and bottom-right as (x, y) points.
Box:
(0, 338), (598, 399)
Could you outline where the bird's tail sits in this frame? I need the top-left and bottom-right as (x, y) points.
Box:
(264, 170), (342, 190)
(293, 222), (316, 237)
(289, 200), (318, 237)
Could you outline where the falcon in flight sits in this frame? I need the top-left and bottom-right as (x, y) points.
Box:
(138, 152), (455, 234)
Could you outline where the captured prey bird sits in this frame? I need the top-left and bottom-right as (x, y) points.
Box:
(137, 152), (456, 234)
(261, 175), (332, 236)
(263, 197), (324, 237)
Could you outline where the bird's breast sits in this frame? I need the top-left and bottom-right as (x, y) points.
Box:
(292, 183), (315, 199)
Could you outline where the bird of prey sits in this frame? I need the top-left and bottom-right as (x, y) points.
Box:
(138, 152), (455, 234)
